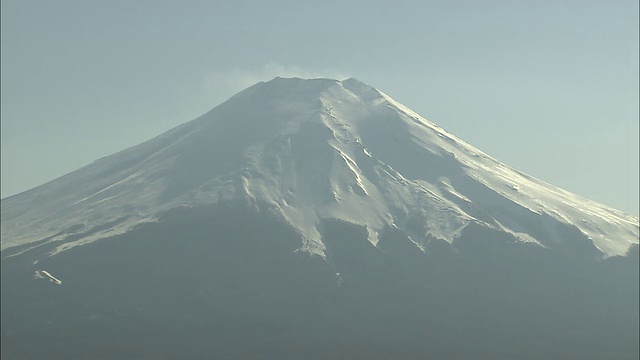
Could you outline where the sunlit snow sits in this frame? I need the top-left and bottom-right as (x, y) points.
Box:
(1, 77), (637, 258)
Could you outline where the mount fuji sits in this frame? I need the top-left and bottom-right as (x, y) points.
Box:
(2, 77), (638, 359)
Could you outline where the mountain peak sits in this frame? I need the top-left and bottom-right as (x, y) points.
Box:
(250, 77), (382, 103)
(2, 76), (638, 360)
(1, 78), (638, 258)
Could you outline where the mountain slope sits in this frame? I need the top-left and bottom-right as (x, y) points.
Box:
(1, 77), (638, 359)
(2, 77), (637, 258)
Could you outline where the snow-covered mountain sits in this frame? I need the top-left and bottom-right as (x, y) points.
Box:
(1, 77), (637, 258)
(1, 78), (638, 359)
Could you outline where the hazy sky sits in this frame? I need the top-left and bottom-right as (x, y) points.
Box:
(1, 0), (638, 215)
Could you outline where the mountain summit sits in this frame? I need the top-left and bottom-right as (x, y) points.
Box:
(2, 78), (638, 359)
(2, 77), (637, 257)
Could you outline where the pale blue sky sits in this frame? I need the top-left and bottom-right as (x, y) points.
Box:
(1, 0), (638, 215)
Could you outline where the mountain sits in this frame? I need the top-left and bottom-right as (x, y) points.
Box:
(2, 77), (638, 359)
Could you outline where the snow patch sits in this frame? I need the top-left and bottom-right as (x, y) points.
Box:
(38, 270), (62, 285)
